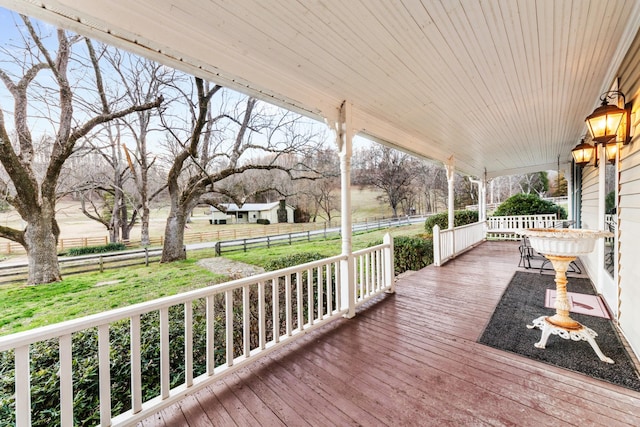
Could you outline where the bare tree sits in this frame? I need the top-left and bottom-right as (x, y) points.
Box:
(108, 50), (173, 245)
(413, 161), (448, 214)
(70, 45), (171, 244)
(308, 148), (340, 221)
(355, 146), (418, 217)
(0, 16), (161, 284)
(159, 78), (320, 262)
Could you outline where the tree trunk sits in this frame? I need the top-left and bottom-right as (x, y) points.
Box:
(120, 201), (130, 241)
(108, 226), (118, 244)
(161, 208), (187, 262)
(24, 215), (61, 285)
(140, 204), (151, 246)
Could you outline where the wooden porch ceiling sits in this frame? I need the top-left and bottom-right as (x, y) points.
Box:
(2, 1), (640, 177)
(140, 241), (640, 426)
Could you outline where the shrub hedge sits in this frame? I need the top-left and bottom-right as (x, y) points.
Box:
(263, 252), (326, 271)
(66, 242), (127, 257)
(392, 236), (433, 274)
(424, 210), (479, 233)
(256, 218), (270, 225)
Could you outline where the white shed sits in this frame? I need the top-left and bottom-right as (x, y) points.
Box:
(210, 202), (294, 224)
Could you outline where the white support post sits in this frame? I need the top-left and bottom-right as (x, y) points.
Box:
(445, 156), (455, 229)
(469, 177), (486, 222)
(336, 101), (355, 318)
(597, 144), (606, 292)
(383, 233), (395, 293)
(445, 156), (456, 257)
(433, 224), (442, 267)
(565, 167), (573, 222)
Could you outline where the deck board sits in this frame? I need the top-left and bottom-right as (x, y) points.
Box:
(140, 241), (640, 426)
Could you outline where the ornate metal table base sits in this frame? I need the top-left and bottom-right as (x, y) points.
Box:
(526, 254), (614, 364)
(527, 316), (614, 364)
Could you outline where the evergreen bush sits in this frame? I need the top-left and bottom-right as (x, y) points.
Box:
(66, 242), (127, 257)
(263, 253), (326, 271)
(493, 193), (566, 219)
(424, 210), (479, 233)
(392, 236), (433, 274)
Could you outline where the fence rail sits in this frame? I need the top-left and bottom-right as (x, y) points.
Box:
(0, 248), (164, 284)
(0, 216), (417, 256)
(0, 236), (394, 427)
(0, 216), (421, 283)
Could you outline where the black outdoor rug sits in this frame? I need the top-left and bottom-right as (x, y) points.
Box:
(478, 271), (640, 392)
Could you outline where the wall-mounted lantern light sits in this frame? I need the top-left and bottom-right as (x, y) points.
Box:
(575, 89), (632, 167)
(571, 139), (595, 167)
(585, 90), (631, 144)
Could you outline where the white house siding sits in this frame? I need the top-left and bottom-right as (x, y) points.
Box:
(617, 29), (640, 357)
(580, 164), (600, 282)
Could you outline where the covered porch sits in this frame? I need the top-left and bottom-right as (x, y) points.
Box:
(1, 1), (640, 425)
(141, 241), (640, 426)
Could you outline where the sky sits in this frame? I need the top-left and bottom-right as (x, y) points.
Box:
(0, 5), (378, 160)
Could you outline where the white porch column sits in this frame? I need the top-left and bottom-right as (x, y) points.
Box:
(445, 156), (455, 229)
(470, 177), (486, 221)
(564, 167), (573, 222)
(336, 101), (355, 319)
(480, 178), (487, 221)
(597, 144), (607, 292)
(445, 156), (456, 258)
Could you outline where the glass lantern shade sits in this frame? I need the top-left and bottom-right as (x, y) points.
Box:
(604, 142), (619, 164)
(585, 102), (626, 143)
(571, 140), (595, 166)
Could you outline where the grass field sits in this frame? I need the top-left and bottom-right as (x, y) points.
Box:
(0, 223), (425, 336)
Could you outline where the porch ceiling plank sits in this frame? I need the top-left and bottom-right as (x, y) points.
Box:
(1, 0), (640, 177)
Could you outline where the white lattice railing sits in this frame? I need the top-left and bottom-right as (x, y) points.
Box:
(0, 235), (394, 427)
(485, 214), (558, 240)
(432, 221), (486, 266)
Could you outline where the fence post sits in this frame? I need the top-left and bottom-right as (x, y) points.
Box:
(183, 245), (187, 259)
(215, 242), (221, 256)
(243, 239), (247, 252)
(267, 236), (270, 248)
(99, 256), (103, 273)
(433, 225), (441, 267)
(145, 248), (149, 267)
(289, 233), (292, 245)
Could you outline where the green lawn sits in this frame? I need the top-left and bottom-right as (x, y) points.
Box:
(0, 225), (424, 336)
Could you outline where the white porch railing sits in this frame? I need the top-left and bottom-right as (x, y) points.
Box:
(0, 235), (394, 427)
(432, 221), (486, 267)
(485, 214), (557, 240)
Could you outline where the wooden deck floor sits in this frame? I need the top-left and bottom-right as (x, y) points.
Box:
(140, 241), (640, 426)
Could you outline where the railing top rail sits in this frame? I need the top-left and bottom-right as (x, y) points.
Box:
(352, 241), (392, 257)
(487, 214), (557, 219)
(0, 251), (349, 351)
